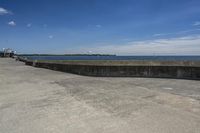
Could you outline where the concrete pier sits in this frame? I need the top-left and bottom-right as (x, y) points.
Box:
(0, 58), (200, 133)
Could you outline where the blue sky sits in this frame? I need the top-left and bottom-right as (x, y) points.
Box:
(0, 0), (200, 55)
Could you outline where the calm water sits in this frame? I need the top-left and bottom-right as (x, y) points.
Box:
(24, 56), (200, 61)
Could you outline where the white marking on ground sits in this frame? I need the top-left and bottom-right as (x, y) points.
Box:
(162, 87), (173, 90)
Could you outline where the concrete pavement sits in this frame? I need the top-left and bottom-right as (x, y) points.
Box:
(0, 58), (200, 133)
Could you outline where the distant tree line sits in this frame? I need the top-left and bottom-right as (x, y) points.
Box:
(18, 54), (116, 56)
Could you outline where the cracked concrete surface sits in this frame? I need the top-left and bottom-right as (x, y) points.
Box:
(0, 58), (200, 133)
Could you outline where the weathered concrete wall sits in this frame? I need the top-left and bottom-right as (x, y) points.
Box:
(24, 60), (200, 80)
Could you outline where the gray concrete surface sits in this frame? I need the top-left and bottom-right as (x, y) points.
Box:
(0, 58), (200, 133)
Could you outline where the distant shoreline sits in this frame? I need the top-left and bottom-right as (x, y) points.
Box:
(18, 54), (116, 56)
(17, 55), (200, 61)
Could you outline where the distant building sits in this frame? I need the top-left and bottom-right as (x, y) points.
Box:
(0, 51), (4, 57)
(0, 48), (15, 57)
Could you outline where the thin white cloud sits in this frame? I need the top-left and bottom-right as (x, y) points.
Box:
(85, 35), (200, 55)
(27, 23), (32, 27)
(153, 29), (200, 37)
(96, 25), (102, 28)
(193, 21), (200, 26)
(8, 21), (16, 26)
(48, 35), (53, 39)
(43, 24), (47, 28)
(0, 7), (11, 15)
(153, 33), (171, 37)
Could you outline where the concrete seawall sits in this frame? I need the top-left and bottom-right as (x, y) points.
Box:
(22, 59), (200, 80)
(1, 58), (200, 133)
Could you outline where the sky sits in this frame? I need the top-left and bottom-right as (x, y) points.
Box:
(0, 0), (200, 55)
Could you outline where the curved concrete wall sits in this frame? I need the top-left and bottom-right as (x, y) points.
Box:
(24, 60), (200, 80)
